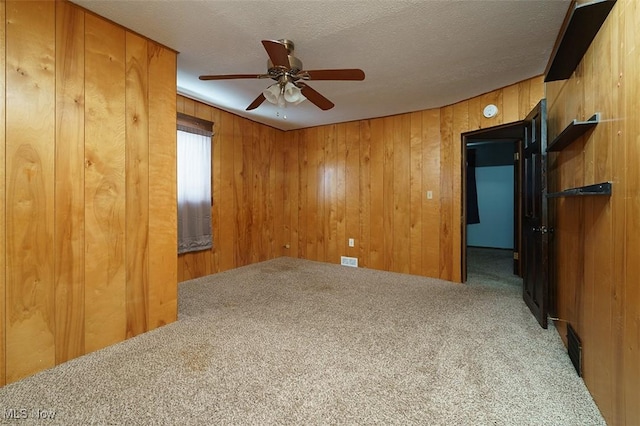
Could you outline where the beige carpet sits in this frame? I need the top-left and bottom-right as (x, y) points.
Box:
(0, 249), (604, 425)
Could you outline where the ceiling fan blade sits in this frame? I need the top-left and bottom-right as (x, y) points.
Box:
(246, 93), (266, 111)
(261, 40), (290, 68)
(199, 74), (269, 80)
(302, 69), (365, 81)
(299, 84), (334, 111)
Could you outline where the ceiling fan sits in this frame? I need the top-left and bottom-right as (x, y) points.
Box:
(199, 39), (365, 111)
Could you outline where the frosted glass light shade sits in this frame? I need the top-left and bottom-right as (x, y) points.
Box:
(263, 84), (281, 104)
(263, 82), (306, 107)
(283, 82), (306, 105)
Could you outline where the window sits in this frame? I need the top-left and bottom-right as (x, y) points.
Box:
(176, 113), (213, 254)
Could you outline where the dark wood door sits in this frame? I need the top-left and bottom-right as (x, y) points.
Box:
(514, 140), (523, 277)
(522, 99), (549, 328)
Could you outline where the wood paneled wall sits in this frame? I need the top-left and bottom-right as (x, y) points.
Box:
(546, 0), (639, 424)
(1, 0), (177, 385)
(179, 76), (542, 283)
(0, 0), (5, 387)
(284, 77), (543, 282)
(177, 96), (285, 281)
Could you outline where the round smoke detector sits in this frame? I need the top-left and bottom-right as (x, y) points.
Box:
(483, 104), (498, 118)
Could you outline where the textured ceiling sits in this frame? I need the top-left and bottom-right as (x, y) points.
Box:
(72, 0), (570, 131)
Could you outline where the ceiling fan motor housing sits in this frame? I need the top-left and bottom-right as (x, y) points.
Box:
(267, 39), (303, 78)
(267, 56), (303, 76)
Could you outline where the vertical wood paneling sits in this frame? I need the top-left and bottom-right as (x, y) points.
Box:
(306, 128), (318, 260)
(261, 125), (272, 261)
(335, 124), (346, 261)
(438, 106), (454, 280)
(382, 117), (395, 271)
(393, 114), (410, 273)
(345, 122), (359, 261)
(209, 107), (221, 273)
(291, 131), (300, 256)
(358, 120), (371, 268)
(281, 132), (291, 255)
(605, 24), (622, 405)
(586, 10), (615, 415)
(451, 101), (468, 283)
(284, 131), (299, 256)
(240, 117), (254, 264)
(176, 96), (287, 277)
(422, 109), (441, 278)
(5, 0), (56, 383)
(84, 14), (126, 353)
(315, 127), (325, 262)
(125, 32), (149, 338)
(469, 91), (503, 130)
(324, 125), (337, 262)
(369, 119), (384, 270)
(297, 130), (308, 259)
(518, 76), (545, 119)
(251, 122), (263, 263)
(274, 125), (285, 258)
(3, 0), (177, 384)
(267, 127), (277, 259)
(548, 1), (640, 423)
(148, 42), (177, 329)
(622, 1), (640, 423)
(177, 77), (542, 285)
(502, 82), (520, 123)
(55, 1), (85, 363)
(181, 97), (196, 116)
(0, 0), (6, 387)
(218, 112), (235, 270)
(409, 112), (423, 275)
(284, 77), (540, 284)
(280, 132), (299, 256)
(233, 115), (246, 266)
(262, 122), (272, 260)
(297, 129), (307, 259)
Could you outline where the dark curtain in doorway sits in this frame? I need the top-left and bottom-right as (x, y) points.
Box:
(467, 148), (480, 224)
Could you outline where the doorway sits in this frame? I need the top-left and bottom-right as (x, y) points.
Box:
(467, 140), (516, 247)
(461, 102), (550, 329)
(461, 121), (524, 283)
(466, 140), (519, 281)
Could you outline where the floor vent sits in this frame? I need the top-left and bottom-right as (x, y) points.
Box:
(567, 324), (582, 377)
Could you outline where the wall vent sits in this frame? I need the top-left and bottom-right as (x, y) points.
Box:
(340, 256), (358, 267)
(567, 324), (582, 376)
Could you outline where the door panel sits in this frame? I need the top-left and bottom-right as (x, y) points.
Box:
(522, 99), (548, 329)
(513, 141), (523, 276)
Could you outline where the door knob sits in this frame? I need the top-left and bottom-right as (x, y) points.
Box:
(533, 226), (552, 234)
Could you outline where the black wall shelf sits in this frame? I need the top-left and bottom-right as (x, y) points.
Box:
(544, 0), (616, 82)
(547, 113), (600, 152)
(547, 182), (612, 198)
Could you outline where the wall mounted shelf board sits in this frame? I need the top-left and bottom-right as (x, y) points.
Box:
(547, 182), (612, 198)
(547, 113), (600, 152)
(544, 0), (616, 82)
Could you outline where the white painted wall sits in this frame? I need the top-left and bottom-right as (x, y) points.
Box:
(467, 165), (514, 249)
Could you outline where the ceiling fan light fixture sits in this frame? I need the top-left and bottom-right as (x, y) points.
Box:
(200, 39), (364, 111)
(263, 82), (306, 107)
(263, 84), (281, 104)
(283, 82), (306, 105)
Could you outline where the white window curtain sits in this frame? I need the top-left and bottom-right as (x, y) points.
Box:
(177, 128), (212, 254)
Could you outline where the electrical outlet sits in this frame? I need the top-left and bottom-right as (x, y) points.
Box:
(348, 238), (355, 247)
